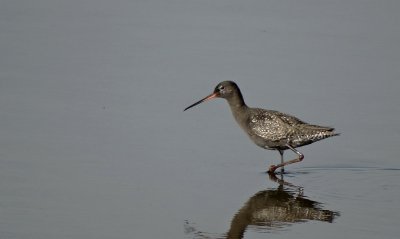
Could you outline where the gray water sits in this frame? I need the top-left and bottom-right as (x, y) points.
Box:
(1, 0), (400, 238)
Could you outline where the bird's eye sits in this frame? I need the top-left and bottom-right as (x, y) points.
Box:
(219, 85), (225, 91)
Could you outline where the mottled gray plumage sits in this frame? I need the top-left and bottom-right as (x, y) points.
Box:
(184, 81), (339, 173)
(247, 108), (338, 150)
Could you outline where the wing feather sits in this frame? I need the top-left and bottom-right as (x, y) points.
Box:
(248, 109), (295, 141)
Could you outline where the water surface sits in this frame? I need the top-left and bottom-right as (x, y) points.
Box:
(1, 0), (399, 239)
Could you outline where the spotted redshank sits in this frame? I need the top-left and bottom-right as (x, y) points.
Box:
(184, 81), (339, 173)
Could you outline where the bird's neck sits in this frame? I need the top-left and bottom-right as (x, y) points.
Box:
(227, 91), (248, 122)
(227, 88), (246, 108)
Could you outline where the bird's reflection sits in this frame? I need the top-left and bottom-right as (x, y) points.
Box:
(185, 174), (339, 239)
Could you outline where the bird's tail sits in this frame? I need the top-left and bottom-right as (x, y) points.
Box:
(292, 125), (339, 147)
(311, 124), (339, 139)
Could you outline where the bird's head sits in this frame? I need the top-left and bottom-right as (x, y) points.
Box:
(184, 81), (239, 111)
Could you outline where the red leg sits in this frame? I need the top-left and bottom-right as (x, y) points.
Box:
(268, 145), (304, 173)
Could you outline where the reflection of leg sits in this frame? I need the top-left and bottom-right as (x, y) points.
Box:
(268, 172), (303, 191)
(268, 145), (304, 173)
(268, 172), (285, 186)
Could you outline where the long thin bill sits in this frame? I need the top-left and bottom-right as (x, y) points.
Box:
(184, 93), (218, 111)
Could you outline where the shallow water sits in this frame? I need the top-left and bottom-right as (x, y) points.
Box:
(182, 166), (400, 239)
(1, 0), (400, 239)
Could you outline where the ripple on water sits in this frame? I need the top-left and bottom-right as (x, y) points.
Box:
(289, 165), (400, 203)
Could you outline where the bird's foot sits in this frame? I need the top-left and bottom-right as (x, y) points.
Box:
(267, 165), (278, 174)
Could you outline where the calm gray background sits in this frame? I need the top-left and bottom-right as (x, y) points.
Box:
(1, 0), (399, 239)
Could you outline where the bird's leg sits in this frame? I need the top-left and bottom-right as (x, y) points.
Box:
(268, 144), (304, 174)
(278, 150), (284, 174)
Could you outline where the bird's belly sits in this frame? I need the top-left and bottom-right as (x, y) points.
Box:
(248, 133), (286, 150)
(235, 117), (289, 150)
